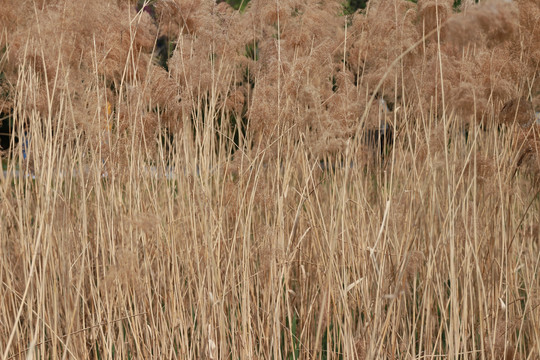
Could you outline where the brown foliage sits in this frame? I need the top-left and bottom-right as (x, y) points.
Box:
(1, 0), (539, 158)
(2, 2), (540, 358)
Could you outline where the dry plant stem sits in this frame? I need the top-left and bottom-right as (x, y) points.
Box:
(1, 234), (41, 360)
(356, 26), (439, 140)
(7, 312), (146, 360)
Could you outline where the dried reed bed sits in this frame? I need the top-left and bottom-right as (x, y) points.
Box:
(1, 0), (540, 358)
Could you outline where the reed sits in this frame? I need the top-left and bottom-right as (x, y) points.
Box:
(0, 0), (539, 358)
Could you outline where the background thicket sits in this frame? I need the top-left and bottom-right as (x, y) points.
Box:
(0, 0), (539, 359)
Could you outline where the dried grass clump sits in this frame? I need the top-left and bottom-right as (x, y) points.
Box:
(348, 0), (419, 103)
(243, 0), (347, 151)
(499, 96), (535, 127)
(2, 1), (540, 359)
(418, 0), (454, 35)
(513, 124), (540, 175)
(484, 312), (519, 360)
(344, 0), (535, 131)
(2, 0), (538, 158)
(1, 0), (162, 155)
(444, 0), (518, 47)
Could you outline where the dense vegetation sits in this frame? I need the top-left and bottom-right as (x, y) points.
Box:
(1, 0), (539, 358)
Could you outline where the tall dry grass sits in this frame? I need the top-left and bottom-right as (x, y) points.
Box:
(1, 0), (539, 358)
